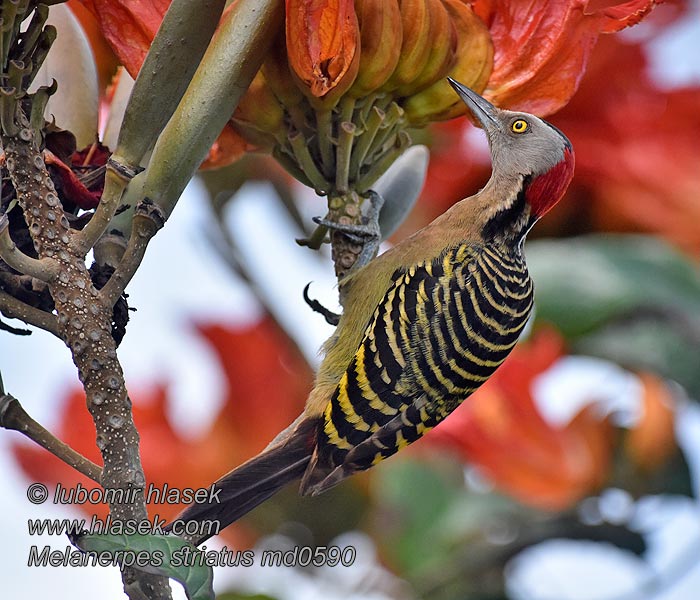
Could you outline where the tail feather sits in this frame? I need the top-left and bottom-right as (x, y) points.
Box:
(167, 418), (317, 545)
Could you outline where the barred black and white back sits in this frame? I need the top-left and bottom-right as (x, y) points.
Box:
(302, 241), (533, 494)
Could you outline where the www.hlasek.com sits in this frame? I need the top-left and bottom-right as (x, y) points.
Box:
(25, 483), (357, 568)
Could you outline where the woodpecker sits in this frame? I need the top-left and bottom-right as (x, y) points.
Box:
(171, 79), (575, 544)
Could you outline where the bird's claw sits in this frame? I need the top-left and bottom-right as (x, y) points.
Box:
(303, 283), (341, 326)
(311, 216), (373, 245)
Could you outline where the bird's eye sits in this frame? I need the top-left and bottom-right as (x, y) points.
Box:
(511, 119), (529, 133)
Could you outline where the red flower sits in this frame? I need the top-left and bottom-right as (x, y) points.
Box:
(75, 0), (663, 169)
(419, 15), (700, 255)
(286, 0), (359, 98)
(550, 35), (700, 253)
(624, 372), (677, 472)
(474, 0), (662, 115)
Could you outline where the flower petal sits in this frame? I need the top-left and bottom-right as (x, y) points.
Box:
(474, 0), (660, 115)
(77, 0), (170, 77)
(625, 373), (677, 471)
(285, 0), (360, 97)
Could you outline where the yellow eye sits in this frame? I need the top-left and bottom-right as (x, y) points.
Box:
(511, 119), (529, 133)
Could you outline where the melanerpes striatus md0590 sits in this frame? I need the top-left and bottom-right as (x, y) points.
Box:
(171, 78), (575, 544)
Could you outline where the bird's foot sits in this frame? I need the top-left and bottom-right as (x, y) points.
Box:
(295, 223), (329, 249)
(313, 191), (385, 270)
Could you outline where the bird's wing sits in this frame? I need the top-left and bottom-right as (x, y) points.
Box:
(301, 242), (533, 495)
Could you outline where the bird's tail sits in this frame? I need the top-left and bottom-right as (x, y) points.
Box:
(167, 418), (318, 545)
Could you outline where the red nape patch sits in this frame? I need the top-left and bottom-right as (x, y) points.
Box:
(525, 148), (575, 217)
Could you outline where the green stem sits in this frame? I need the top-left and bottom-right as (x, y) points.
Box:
(289, 130), (329, 192)
(365, 101), (404, 161)
(349, 105), (385, 180)
(335, 122), (356, 193)
(356, 130), (412, 193)
(140, 0), (283, 220)
(272, 145), (315, 189)
(335, 97), (356, 192)
(95, 0), (228, 249)
(296, 223), (328, 250)
(115, 0), (227, 168)
(315, 107), (335, 179)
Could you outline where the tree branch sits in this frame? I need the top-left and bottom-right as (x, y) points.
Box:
(2, 102), (170, 600)
(99, 200), (165, 308)
(0, 389), (102, 483)
(72, 159), (136, 256)
(0, 287), (60, 337)
(0, 213), (59, 281)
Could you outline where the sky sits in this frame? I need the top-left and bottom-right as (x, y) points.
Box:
(1, 1), (700, 598)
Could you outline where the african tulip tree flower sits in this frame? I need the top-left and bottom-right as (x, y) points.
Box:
(72, 0), (662, 279)
(77, 0), (661, 178)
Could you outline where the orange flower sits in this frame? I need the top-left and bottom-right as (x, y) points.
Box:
(474, 0), (662, 115)
(12, 318), (312, 543)
(74, 0), (248, 169)
(428, 330), (615, 511)
(418, 17), (700, 255)
(548, 34), (700, 253)
(76, 0), (170, 78)
(76, 0), (662, 184)
(286, 0), (360, 98)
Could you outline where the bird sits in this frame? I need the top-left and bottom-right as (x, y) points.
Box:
(169, 78), (575, 544)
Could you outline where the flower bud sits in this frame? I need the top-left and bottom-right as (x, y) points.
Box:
(394, 0), (457, 97)
(383, 0), (432, 92)
(230, 71), (285, 150)
(261, 35), (304, 110)
(285, 0), (360, 99)
(404, 0), (493, 126)
(348, 0), (403, 98)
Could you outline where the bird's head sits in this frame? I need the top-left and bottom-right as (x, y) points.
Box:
(448, 78), (575, 219)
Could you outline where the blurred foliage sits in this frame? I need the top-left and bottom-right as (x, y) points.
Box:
(528, 235), (700, 397)
(367, 456), (649, 600)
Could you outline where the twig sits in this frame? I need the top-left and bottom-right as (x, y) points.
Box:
(0, 213), (59, 281)
(99, 201), (165, 308)
(0, 391), (102, 483)
(72, 159), (136, 256)
(0, 288), (60, 337)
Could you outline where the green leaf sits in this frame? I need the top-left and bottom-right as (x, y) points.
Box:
(527, 235), (700, 396)
(575, 318), (700, 398)
(72, 533), (214, 600)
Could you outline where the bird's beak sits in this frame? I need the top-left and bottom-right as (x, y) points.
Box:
(447, 78), (500, 132)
